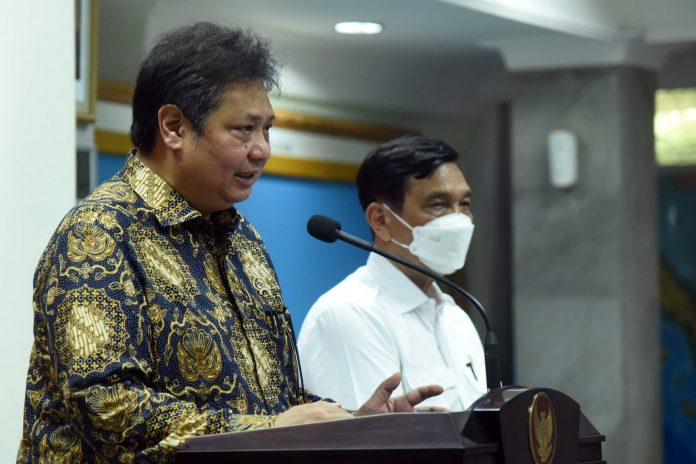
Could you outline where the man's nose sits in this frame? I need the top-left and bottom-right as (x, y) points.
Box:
(248, 132), (271, 161)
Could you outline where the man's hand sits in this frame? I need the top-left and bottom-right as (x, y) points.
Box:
(356, 372), (444, 416)
(275, 373), (443, 427)
(274, 401), (354, 427)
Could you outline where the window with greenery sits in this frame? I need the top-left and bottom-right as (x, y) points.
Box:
(655, 88), (696, 166)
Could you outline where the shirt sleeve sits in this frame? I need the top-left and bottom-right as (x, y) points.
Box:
(30, 214), (275, 463)
(298, 301), (402, 411)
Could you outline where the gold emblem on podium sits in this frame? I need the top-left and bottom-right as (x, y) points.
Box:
(528, 392), (557, 464)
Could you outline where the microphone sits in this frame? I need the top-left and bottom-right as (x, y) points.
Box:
(307, 214), (501, 391)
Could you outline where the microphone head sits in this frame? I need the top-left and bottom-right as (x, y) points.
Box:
(307, 215), (341, 243)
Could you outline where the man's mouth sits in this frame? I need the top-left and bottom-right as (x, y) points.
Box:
(234, 170), (261, 186)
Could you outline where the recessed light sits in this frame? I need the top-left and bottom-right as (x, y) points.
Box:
(334, 21), (383, 35)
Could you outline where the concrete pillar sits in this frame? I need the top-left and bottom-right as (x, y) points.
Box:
(511, 67), (661, 463)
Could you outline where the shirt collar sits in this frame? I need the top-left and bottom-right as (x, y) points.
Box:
(123, 150), (202, 227)
(365, 252), (447, 315)
(211, 209), (241, 234)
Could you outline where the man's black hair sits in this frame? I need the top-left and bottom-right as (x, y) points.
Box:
(130, 22), (279, 153)
(356, 135), (459, 212)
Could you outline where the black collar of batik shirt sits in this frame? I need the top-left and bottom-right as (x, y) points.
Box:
(210, 209), (240, 236)
(123, 149), (238, 231)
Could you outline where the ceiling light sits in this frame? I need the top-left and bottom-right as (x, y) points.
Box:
(334, 21), (383, 35)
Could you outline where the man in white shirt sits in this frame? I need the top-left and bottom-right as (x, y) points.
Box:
(298, 135), (486, 411)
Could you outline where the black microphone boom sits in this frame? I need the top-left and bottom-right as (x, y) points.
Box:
(306, 214), (501, 391)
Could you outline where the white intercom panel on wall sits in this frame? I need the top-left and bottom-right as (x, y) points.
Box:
(547, 129), (578, 189)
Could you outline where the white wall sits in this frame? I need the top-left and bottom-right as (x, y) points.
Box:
(0, 0), (75, 460)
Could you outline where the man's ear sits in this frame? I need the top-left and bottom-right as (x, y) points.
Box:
(365, 202), (392, 242)
(157, 104), (186, 150)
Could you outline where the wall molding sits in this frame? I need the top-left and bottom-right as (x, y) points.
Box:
(98, 79), (134, 104)
(94, 129), (359, 182)
(271, 108), (415, 142)
(95, 129), (131, 154)
(96, 79), (413, 182)
(98, 79), (416, 141)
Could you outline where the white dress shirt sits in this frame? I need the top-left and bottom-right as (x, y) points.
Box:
(298, 253), (486, 411)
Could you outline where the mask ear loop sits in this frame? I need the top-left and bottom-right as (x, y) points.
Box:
(381, 203), (414, 231)
(381, 203), (413, 250)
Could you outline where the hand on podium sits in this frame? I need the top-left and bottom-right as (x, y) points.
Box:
(275, 400), (354, 427)
(274, 372), (444, 427)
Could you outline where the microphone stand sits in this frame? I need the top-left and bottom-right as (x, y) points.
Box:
(332, 229), (502, 391)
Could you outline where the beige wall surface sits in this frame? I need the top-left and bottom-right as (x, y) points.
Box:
(0, 1), (76, 461)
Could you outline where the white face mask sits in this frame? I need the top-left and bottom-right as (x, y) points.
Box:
(383, 203), (474, 275)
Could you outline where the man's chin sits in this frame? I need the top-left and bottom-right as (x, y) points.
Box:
(225, 189), (253, 206)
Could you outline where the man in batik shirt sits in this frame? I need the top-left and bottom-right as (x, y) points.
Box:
(18, 22), (442, 463)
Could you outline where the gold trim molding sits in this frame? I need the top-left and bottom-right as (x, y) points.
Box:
(76, 0), (99, 122)
(265, 156), (358, 182)
(94, 129), (358, 182)
(97, 80), (417, 141)
(98, 79), (134, 104)
(95, 129), (132, 155)
(272, 108), (416, 142)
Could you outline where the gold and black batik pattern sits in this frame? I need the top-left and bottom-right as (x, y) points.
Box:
(18, 152), (315, 463)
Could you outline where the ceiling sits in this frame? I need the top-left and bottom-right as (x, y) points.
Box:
(99, 0), (696, 117)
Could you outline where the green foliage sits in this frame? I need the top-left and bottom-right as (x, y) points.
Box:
(655, 89), (696, 166)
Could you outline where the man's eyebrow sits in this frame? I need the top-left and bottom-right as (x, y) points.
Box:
(243, 113), (275, 124)
(425, 190), (471, 201)
(425, 191), (450, 200)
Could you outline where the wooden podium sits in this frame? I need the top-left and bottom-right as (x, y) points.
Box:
(176, 386), (604, 463)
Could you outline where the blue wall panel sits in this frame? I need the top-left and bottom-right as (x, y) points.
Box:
(97, 153), (370, 329)
(97, 153), (128, 184)
(238, 175), (371, 328)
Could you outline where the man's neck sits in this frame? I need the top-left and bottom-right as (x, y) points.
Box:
(136, 148), (212, 220)
(399, 262), (434, 293)
(376, 240), (434, 293)
(136, 147), (171, 183)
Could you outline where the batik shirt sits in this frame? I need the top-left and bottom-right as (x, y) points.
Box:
(18, 153), (310, 463)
